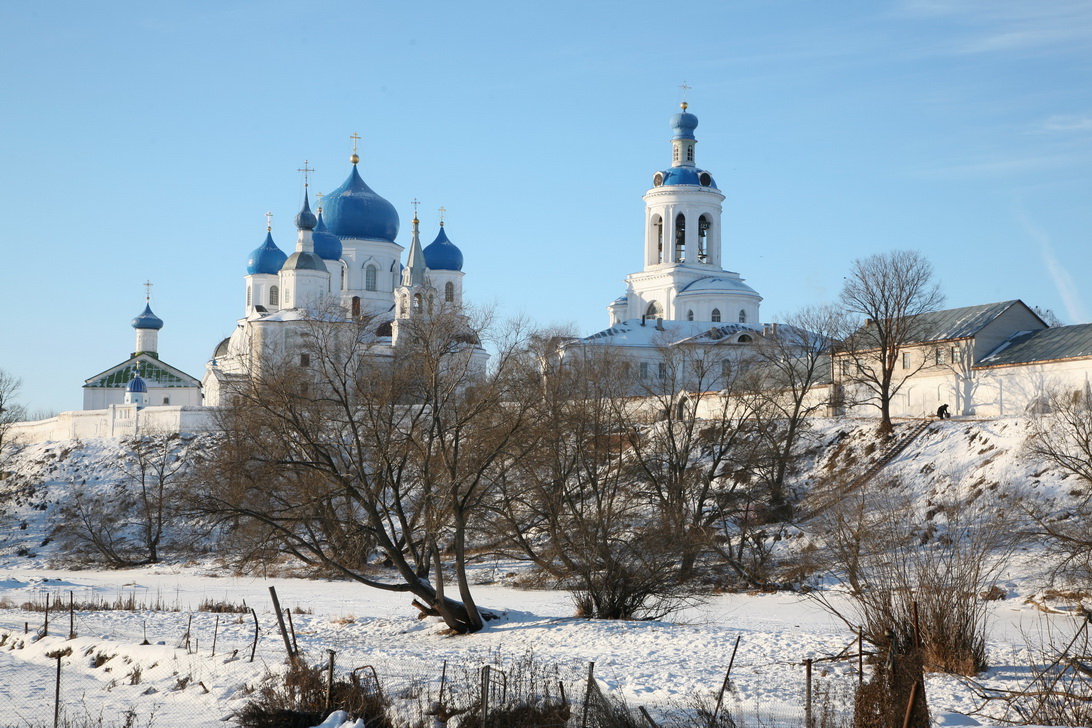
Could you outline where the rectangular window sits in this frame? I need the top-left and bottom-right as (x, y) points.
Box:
(639, 362), (649, 379)
(840, 360), (851, 376)
(658, 362), (667, 379)
(903, 352), (911, 369)
(300, 353), (310, 367)
(935, 349), (945, 366)
(952, 347), (962, 363)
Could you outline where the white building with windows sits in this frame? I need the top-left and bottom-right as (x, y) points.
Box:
(572, 104), (766, 373)
(201, 146), (480, 405)
(82, 298), (203, 410)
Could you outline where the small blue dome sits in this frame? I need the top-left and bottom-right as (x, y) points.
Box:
(312, 210), (343, 261)
(247, 232), (288, 275)
(127, 375), (147, 393)
(322, 165), (399, 242)
(671, 110), (699, 141)
(131, 303), (164, 330)
(422, 225), (464, 271)
(657, 167), (718, 189)
(282, 250), (327, 272)
(295, 191), (317, 231)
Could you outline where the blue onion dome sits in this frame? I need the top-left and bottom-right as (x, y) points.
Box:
(127, 375), (148, 393)
(670, 101), (698, 140)
(322, 164), (399, 242)
(312, 209), (343, 261)
(282, 250), (326, 272)
(246, 231), (288, 275)
(295, 190), (317, 230)
(655, 167), (718, 189)
(131, 303), (164, 330)
(422, 225), (464, 271)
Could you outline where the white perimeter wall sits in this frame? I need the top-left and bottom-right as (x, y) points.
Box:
(8, 406), (218, 445)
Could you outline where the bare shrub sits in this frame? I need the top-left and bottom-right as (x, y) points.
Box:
(815, 479), (1015, 675)
(964, 619), (1092, 726)
(235, 658), (391, 728)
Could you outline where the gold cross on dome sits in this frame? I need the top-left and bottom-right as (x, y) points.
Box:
(438, 206), (446, 225)
(411, 197), (420, 216)
(350, 132), (360, 155)
(298, 160), (314, 187)
(143, 280), (153, 302)
(265, 211), (273, 231)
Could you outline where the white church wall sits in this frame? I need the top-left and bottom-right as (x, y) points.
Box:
(9, 406), (219, 445)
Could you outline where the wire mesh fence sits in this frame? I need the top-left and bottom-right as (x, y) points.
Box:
(0, 592), (860, 728)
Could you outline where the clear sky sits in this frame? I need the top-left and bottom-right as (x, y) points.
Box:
(2, 0), (1090, 415)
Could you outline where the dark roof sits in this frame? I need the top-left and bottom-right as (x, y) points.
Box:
(908, 300), (1034, 342)
(977, 323), (1092, 367)
(846, 300), (1043, 349)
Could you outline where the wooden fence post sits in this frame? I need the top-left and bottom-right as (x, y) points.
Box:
(325, 650), (336, 713)
(480, 664), (491, 728)
(268, 586), (294, 658)
(68, 591), (75, 640)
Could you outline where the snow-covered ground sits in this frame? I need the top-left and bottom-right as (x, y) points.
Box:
(0, 564), (1082, 727)
(0, 417), (1088, 726)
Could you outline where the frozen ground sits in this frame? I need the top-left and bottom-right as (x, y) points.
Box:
(0, 417), (1087, 726)
(0, 563), (1082, 727)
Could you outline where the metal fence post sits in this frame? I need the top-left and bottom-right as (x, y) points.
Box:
(53, 652), (62, 728)
(581, 661), (595, 728)
(804, 658), (813, 728)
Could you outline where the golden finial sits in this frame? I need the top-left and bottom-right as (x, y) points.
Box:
(349, 132), (361, 164)
(438, 206), (446, 226)
(298, 160), (314, 187)
(143, 279), (153, 303)
(411, 197), (420, 224)
(265, 211), (273, 232)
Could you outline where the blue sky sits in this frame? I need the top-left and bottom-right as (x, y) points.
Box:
(2, 0), (1090, 414)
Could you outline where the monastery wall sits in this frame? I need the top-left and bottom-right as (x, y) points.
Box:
(8, 406), (218, 445)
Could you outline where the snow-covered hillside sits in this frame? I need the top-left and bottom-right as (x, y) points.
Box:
(0, 417), (1087, 727)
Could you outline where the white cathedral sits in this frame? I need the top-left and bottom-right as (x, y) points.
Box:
(201, 146), (479, 406)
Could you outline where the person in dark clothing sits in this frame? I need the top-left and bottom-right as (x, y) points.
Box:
(937, 403), (950, 419)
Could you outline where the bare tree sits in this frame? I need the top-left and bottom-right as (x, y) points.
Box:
(747, 304), (844, 515)
(1022, 386), (1092, 585)
(0, 369), (26, 456)
(814, 479), (1014, 675)
(197, 305), (527, 633)
(838, 250), (945, 431)
(61, 433), (204, 566)
(490, 343), (699, 619)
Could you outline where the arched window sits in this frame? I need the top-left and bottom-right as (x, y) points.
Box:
(269, 285), (279, 307)
(698, 215), (710, 263)
(401, 294), (408, 316)
(711, 308), (721, 323)
(351, 296), (361, 317)
(687, 309), (694, 321)
(738, 334), (752, 343)
(738, 309), (746, 323)
(652, 215), (664, 264)
(674, 213), (686, 262)
(365, 264), (377, 292)
(646, 301), (663, 320)
(445, 281), (454, 303)
(413, 293), (422, 312)
(341, 263), (347, 289)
